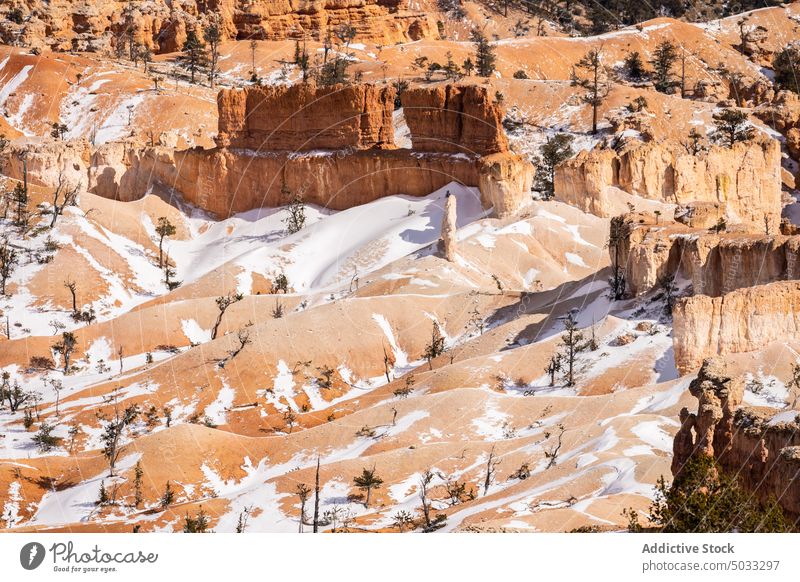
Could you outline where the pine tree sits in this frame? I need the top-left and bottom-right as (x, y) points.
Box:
(161, 481), (174, 507)
(211, 291), (243, 340)
(204, 15), (222, 88)
(12, 182), (27, 226)
(774, 43), (800, 93)
(545, 353), (562, 387)
(710, 108), (755, 147)
(353, 466), (383, 507)
(649, 40), (678, 93)
(100, 404), (139, 475)
(155, 217), (176, 269)
(423, 321), (446, 369)
(559, 313), (584, 387)
(283, 184), (306, 234)
(623, 51), (646, 81)
(183, 507), (210, 532)
(651, 454), (791, 533)
(608, 215), (629, 300)
(471, 30), (496, 78)
(98, 480), (109, 505)
(571, 48), (609, 134)
(32, 422), (60, 452)
(52, 331), (77, 373)
(0, 239), (18, 296)
(534, 133), (574, 199)
(182, 30), (206, 84)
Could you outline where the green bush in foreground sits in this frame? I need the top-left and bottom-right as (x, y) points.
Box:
(647, 454), (791, 533)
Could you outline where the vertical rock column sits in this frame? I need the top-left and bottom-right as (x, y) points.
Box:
(442, 191), (458, 262)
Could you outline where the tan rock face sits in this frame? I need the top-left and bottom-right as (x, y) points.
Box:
(1, 141), (91, 191)
(401, 85), (509, 156)
(137, 147), (479, 216)
(610, 216), (800, 299)
(477, 152), (534, 218)
(555, 137), (782, 232)
(216, 83), (397, 151)
(673, 281), (800, 374)
(673, 358), (800, 519)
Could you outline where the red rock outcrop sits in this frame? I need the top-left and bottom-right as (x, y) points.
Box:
(216, 83), (396, 151)
(672, 358), (800, 519)
(755, 90), (800, 160)
(555, 137), (782, 232)
(0, 0), (433, 53)
(401, 85), (509, 156)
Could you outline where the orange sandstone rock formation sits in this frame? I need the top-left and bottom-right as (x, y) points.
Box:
(0, 0), (433, 53)
(215, 83), (396, 151)
(610, 216), (800, 298)
(555, 137), (782, 231)
(401, 85), (509, 156)
(672, 358), (800, 519)
(673, 281), (800, 373)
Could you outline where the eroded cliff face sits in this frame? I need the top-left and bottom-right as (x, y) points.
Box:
(477, 152), (534, 218)
(755, 90), (800, 161)
(2, 82), (533, 218)
(156, 147), (479, 214)
(400, 85), (510, 156)
(672, 358), (800, 518)
(611, 216), (800, 298)
(555, 137), (782, 231)
(0, 0), (433, 53)
(216, 83), (396, 151)
(673, 281), (800, 374)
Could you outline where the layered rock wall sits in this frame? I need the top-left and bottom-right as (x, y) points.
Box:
(400, 85), (509, 156)
(673, 281), (800, 373)
(612, 218), (800, 298)
(81, 145), (477, 214)
(1, 0), (433, 53)
(2, 83), (532, 218)
(555, 138), (782, 231)
(672, 358), (800, 519)
(216, 83), (396, 151)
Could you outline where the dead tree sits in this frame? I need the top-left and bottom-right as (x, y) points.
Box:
(64, 279), (78, 315)
(49, 173), (80, 228)
(483, 445), (500, 496)
(544, 424), (566, 469)
(211, 292), (243, 339)
(228, 328), (252, 360)
(296, 483), (310, 533)
(419, 469), (434, 528)
(313, 456), (321, 533)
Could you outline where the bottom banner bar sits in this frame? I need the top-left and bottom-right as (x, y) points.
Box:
(0, 533), (795, 581)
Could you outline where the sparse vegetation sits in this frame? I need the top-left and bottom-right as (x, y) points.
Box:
(353, 466), (383, 507)
(710, 108), (755, 147)
(533, 133), (574, 199)
(649, 454), (790, 532)
(571, 47), (609, 134)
